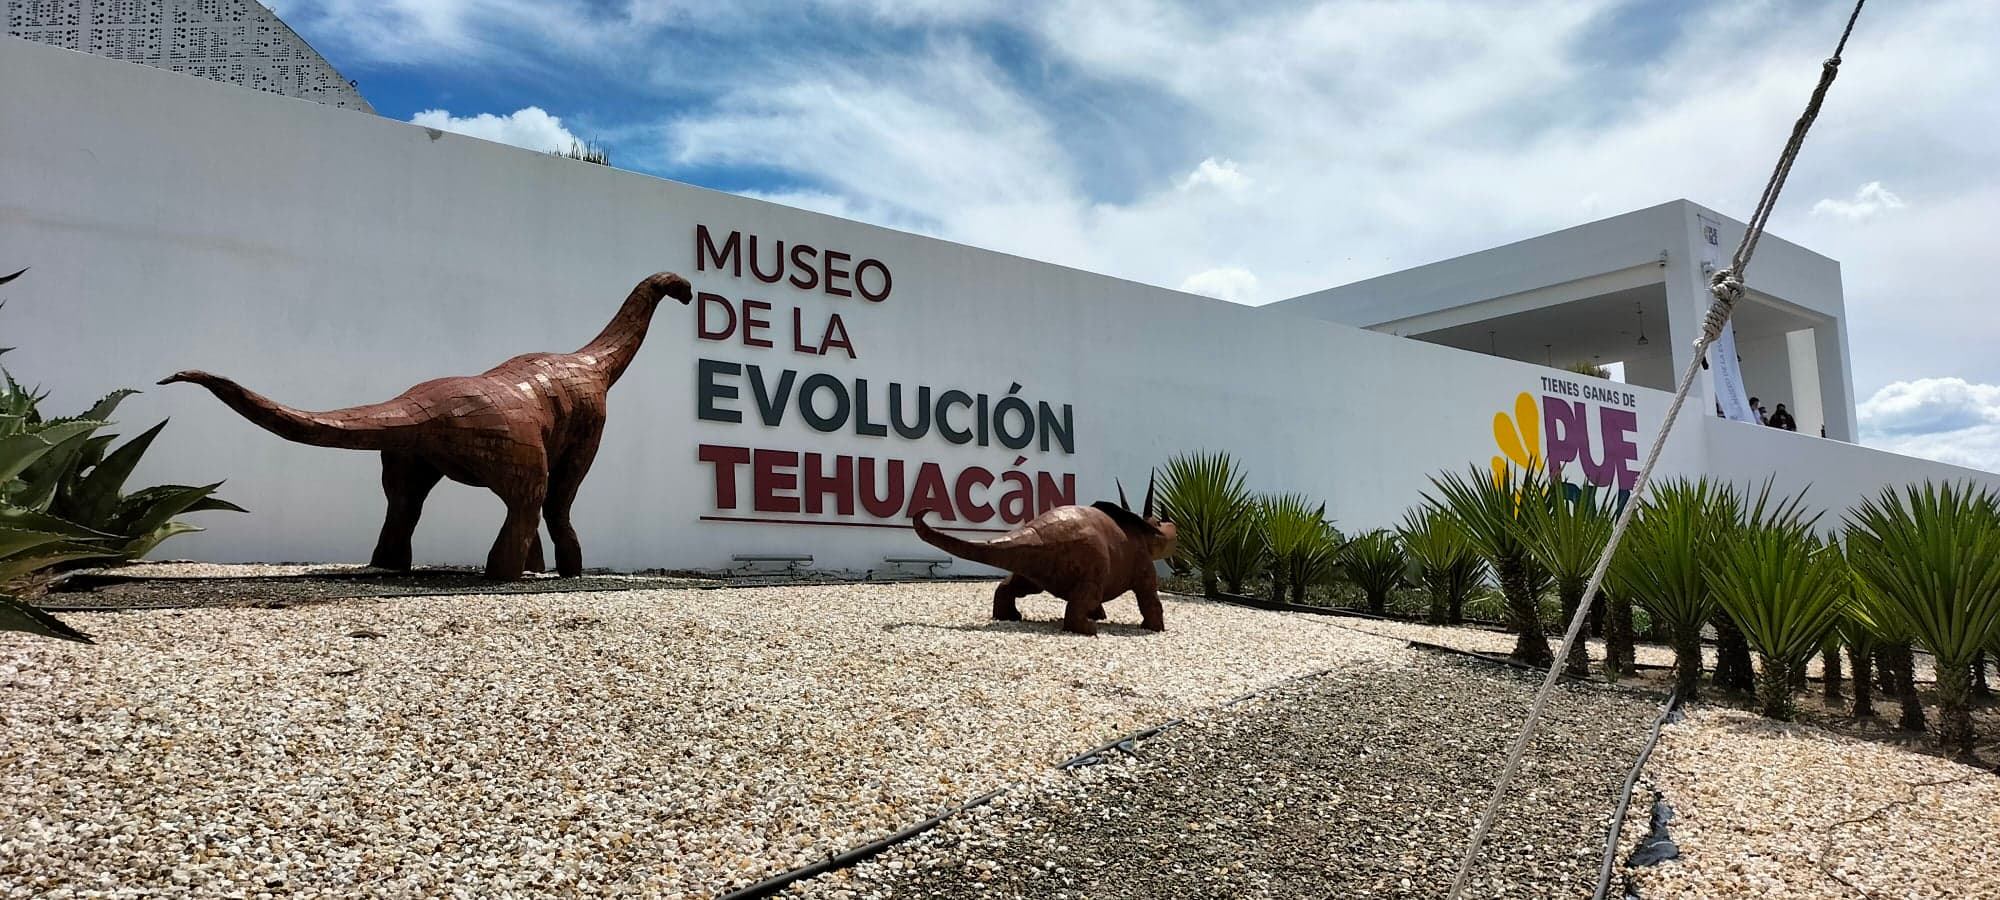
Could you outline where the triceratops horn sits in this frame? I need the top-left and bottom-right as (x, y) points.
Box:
(1117, 479), (1131, 510)
(1143, 470), (1157, 519)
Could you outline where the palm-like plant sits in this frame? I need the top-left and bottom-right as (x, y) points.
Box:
(1845, 482), (2000, 759)
(1708, 508), (1847, 721)
(1338, 529), (1407, 615)
(1398, 507), (1486, 624)
(1260, 493), (1338, 605)
(1158, 451), (1255, 597)
(1602, 590), (1639, 678)
(1210, 508), (1267, 596)
(1427, 464), (1552, 666)
(1521, 481), (1615, 677)
(1608, 477), (1734, 699)
(1850, 581), (1927, 732)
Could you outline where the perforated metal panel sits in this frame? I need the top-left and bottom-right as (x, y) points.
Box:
(7, 0), (372, 111)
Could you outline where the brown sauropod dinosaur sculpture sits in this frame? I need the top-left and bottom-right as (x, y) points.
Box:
(161, 271), (693, 580)
(912, 476), (1178, 635)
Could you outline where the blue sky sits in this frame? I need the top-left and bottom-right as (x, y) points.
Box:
(266, 0), (2000, 468)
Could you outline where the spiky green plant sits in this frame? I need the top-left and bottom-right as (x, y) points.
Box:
(1427, 464), (1552, 665)
(0, 267), (238, 642)
(1260, 493), (1337, 605)
(1158, 451), (1255, 597)
(1210, 507), (1267, 595)
(1398, 506), (1486, 624)
(1338, 529), (1407, 615)
(1521, 480), (1615, 677)
(1608, 477), (1734, 699)
(1708, 506), (1847, 721)
(1845, 482), (2000, 759)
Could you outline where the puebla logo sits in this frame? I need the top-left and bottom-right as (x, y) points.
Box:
(1492, 379), (1642, 499)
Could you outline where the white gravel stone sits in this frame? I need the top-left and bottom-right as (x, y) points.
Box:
(1621, 705), (2000, 898)
(0, 581), (1400, 898)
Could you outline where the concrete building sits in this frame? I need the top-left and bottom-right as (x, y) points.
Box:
(2, 35), (1986, 574)
(1269, 203), (1855, 442)
(5, 0), (370, 111)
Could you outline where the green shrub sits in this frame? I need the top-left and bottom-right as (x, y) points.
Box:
(1846, 482), (2000, 758)
(1521, 480), (1615, 676)
(1707, 492), (1846, 721)
(1158, 450), (1255, 597)
(1259, 493), (1338, 605)
(1398, 507), (1486, 624)
(1427, 464), (1553, 665)
(1609, 477), (1734, 699)
(0, 267), (241, 642)
(1337, 529), (1407, 615)
(1211, 511), (1267, 596)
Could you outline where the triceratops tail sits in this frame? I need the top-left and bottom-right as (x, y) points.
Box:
(911, 511), (1016, 567)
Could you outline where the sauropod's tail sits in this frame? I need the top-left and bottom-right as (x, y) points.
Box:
(159, 370), (419, 451)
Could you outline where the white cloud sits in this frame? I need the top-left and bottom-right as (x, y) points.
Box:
(1178, 157), (1251, 194)
(281, 0), (2000, 402)
(409, 106), (581, 154)
(1812, 181), (1906, 222)
(1858, 377), (2000, 435)
(1858, 378), (2000, 472)
(1178, 267), (1259, 303)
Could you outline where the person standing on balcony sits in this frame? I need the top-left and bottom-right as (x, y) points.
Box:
(1768, 403), (1797, 431)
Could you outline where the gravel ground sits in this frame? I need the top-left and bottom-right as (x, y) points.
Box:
(1620, 705), (2000, 898)
(3, 581), (1395, 898)
(809, 654), (1664, 900)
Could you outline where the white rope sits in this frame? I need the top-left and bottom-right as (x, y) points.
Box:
(1445, 3), (1865, 895)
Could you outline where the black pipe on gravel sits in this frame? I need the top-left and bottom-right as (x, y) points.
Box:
(1404, 639), (1604, 686)
(1059, 719), (1187, 769)
(716, 787), (1008, 900)
(1591, 691), (1683, 900)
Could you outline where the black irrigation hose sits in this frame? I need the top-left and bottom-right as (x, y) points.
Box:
(1405, 639), (1604, 686)
(1059, 718), (1187, 769)
(716, 787), (1008, 900)
(725, 664), (1344, 896)
(1591, 691), (1684, 900)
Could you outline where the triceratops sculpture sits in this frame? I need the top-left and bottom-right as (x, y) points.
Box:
(161, 271), (694, 580)
(912, 476), (1178, 635)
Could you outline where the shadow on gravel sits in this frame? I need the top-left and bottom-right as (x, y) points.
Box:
(39, 568), (705, 611)
(880, 620), (1165, 638)
(845, 654), (1660, 900)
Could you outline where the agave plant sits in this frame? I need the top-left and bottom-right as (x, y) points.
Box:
(1338, 529), (1407, 615)
(1398, 506), (1486, 624)
(0, 267), (239, 642)
(1521, 480), (1615, 677)
(1846, 482), (2000, 759)
(1157, 451), (1255, 597)
(1427, 464), (1552, 666)
(1707, 501), (1846, 721)
(1260, 493), (1338, 605)
(1608, 477), (1734, 699)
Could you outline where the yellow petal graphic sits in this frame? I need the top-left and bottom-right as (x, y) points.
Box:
(1514, 392), (1542, 463)
(1493, 411), (1531, 468)
(1490, 455), (1508, 487)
